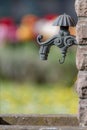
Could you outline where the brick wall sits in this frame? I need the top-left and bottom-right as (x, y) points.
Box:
(75, 0), (87, 126)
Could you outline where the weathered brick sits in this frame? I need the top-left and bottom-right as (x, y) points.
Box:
(76, 18), (87, 44)
(79, 99), (87, 126)
(75, 0), (87, 16)
(76, 71), (87, 99)
(76, 46), (87, 70)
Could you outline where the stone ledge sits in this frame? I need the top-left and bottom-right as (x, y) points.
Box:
(0, 125), (87, 130)
(0, 114), (79, 126)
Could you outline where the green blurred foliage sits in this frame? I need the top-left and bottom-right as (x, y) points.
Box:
(0, 41), (77, 86)
(0, 42), (78, 114)
(0, 81), (78, 114)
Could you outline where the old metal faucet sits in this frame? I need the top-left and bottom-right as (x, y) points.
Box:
(37, 13), (78, 64)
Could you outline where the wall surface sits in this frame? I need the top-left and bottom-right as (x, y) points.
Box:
(75, 0), (87, 126)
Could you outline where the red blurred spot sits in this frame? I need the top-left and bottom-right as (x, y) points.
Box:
(44, 14), (58, 21)
(0, 17), (15, 26)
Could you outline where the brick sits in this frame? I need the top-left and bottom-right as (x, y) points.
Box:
(76, 46), (87, 70)
(76, 71), (87, 99)
(79, 99), (87, 126)
(75, 0), (87, 16)
(76, 18), (87, 44)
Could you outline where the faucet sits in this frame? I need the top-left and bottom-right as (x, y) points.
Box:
(37, 13), (78, 64)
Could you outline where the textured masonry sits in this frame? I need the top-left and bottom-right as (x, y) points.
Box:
(75, 0), (87, 126)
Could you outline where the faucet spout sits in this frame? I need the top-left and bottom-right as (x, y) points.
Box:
(39, 45), (51, 60)
(37, 35), (58, 60)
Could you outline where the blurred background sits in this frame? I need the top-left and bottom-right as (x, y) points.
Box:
(0, 0), (78, 114)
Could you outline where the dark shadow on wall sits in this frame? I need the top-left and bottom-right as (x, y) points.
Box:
(0, 117), (10, 125)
